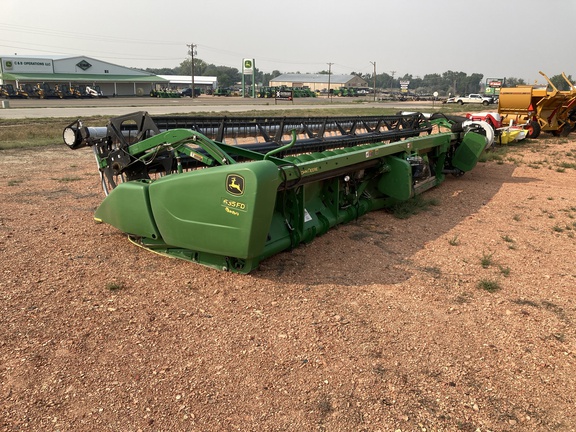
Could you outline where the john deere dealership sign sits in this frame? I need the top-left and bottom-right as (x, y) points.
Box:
(242, 58), (256, 98)
(243, 58), (254, 75)
(2, 57), (53, 73)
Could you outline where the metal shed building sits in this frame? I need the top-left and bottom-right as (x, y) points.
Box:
(157, 75), (218, 93)
(269, 73), (368, 92)
(0, 55), (167, 97)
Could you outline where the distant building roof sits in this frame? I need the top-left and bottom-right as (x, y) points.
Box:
(158, 75), (218, 86)
(0, 54), (164, 83)
(0, 72), (167, 83)
(271, 73), (361, 85)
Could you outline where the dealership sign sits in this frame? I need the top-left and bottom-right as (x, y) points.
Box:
(400, 80), (410, 93)
(2, 57), (53, 73)
(243, 58), (254, 75)
(275, 89), (293, 101)
(485, 78), (505, 95)
(486, 78), (504, 88)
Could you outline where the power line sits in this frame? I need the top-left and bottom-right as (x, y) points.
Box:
(0, 22), (181, 46)
(0, 21), (388, 74)
(0, 22), (324, 66)
(0, 42), (182, 61)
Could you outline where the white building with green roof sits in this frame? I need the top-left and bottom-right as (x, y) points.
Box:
(0, 55), (168, 96)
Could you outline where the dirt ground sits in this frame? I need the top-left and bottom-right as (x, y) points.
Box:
(1, 133), (576, 431)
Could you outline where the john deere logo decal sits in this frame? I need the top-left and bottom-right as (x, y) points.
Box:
(4, 60), (13, 69)
(226, 174), (244, 196)
(244, 59), (252, 69)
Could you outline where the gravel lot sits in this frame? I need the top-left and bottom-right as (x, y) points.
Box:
(1, 110), (576, 431)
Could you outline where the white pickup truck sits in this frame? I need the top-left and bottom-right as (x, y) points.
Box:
(453, 94), (493, 106)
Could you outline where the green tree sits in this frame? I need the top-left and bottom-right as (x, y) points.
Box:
(146, 59), (533, 97)
(145, 67), (178, 75)
(442, 70), (468, 95)
(549, 74), (574, 91)
(203, 64), (240, 88)
(375, 73), (394, 90)
(421, 73), (446, 93)
(465, 73), (484, 94)
(503, 77), (526, 87)
(258, 69), (281, 86)
(177, 58), (208, 76)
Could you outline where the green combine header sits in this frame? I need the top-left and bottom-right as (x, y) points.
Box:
(63, 111), (491, 273)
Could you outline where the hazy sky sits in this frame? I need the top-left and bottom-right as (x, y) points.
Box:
(1, 0), (574, 84)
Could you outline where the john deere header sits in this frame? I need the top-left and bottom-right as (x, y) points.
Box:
(63, 111), (491, 273)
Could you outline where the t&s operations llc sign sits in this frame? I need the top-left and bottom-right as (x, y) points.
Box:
(3, 57), (53, 73)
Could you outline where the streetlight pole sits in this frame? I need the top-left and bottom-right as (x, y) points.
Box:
(327, 62), (333, 102)
(187, 43), (197, 98)
(370, 61), (376, 102)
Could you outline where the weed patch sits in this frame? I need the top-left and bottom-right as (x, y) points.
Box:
(477, 279), (501, 293)
(480, 252), (494, 268)
(387, 195), (439, 219)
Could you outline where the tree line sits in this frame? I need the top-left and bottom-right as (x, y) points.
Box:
(146, 58), (574, 95)
(146, 58), (281, 92)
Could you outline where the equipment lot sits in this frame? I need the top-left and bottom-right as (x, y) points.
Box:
(0, 95), (434, 119)
(1, 103), (576, 430)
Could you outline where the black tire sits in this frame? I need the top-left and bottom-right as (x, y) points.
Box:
(561, 126), (572, 137)
(482, 100), (489, 106)
(526, 120), (541, 139)
(458, 100), (464, 105)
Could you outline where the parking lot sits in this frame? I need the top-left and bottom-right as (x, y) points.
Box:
(0, 94), (436, 118)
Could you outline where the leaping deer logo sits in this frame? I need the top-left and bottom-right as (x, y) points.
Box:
(226, 174), (245, 196)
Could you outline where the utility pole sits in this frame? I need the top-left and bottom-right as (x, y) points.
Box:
(390, 70), (396, 91)
(327, 62), (333, 102)
(370, 61), (376, 102)
(187, 43), (197, 98)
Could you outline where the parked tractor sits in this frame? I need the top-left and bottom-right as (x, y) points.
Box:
(0, 83), (29, 98)
(213, 87), (231, 96)
(23, 83), (44, 98)
(59, 84), (82, 98)
(151, 88), (170, 98)
(40, 83), (63, 99)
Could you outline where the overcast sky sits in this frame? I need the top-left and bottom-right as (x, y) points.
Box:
(1, 0), (574, 84)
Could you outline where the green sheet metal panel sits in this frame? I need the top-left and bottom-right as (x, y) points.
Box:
(452, 131), (486, 172)
(148, 160), (281, 259)
(94, 180), (161, 240)
(377, 156), (413, 201)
